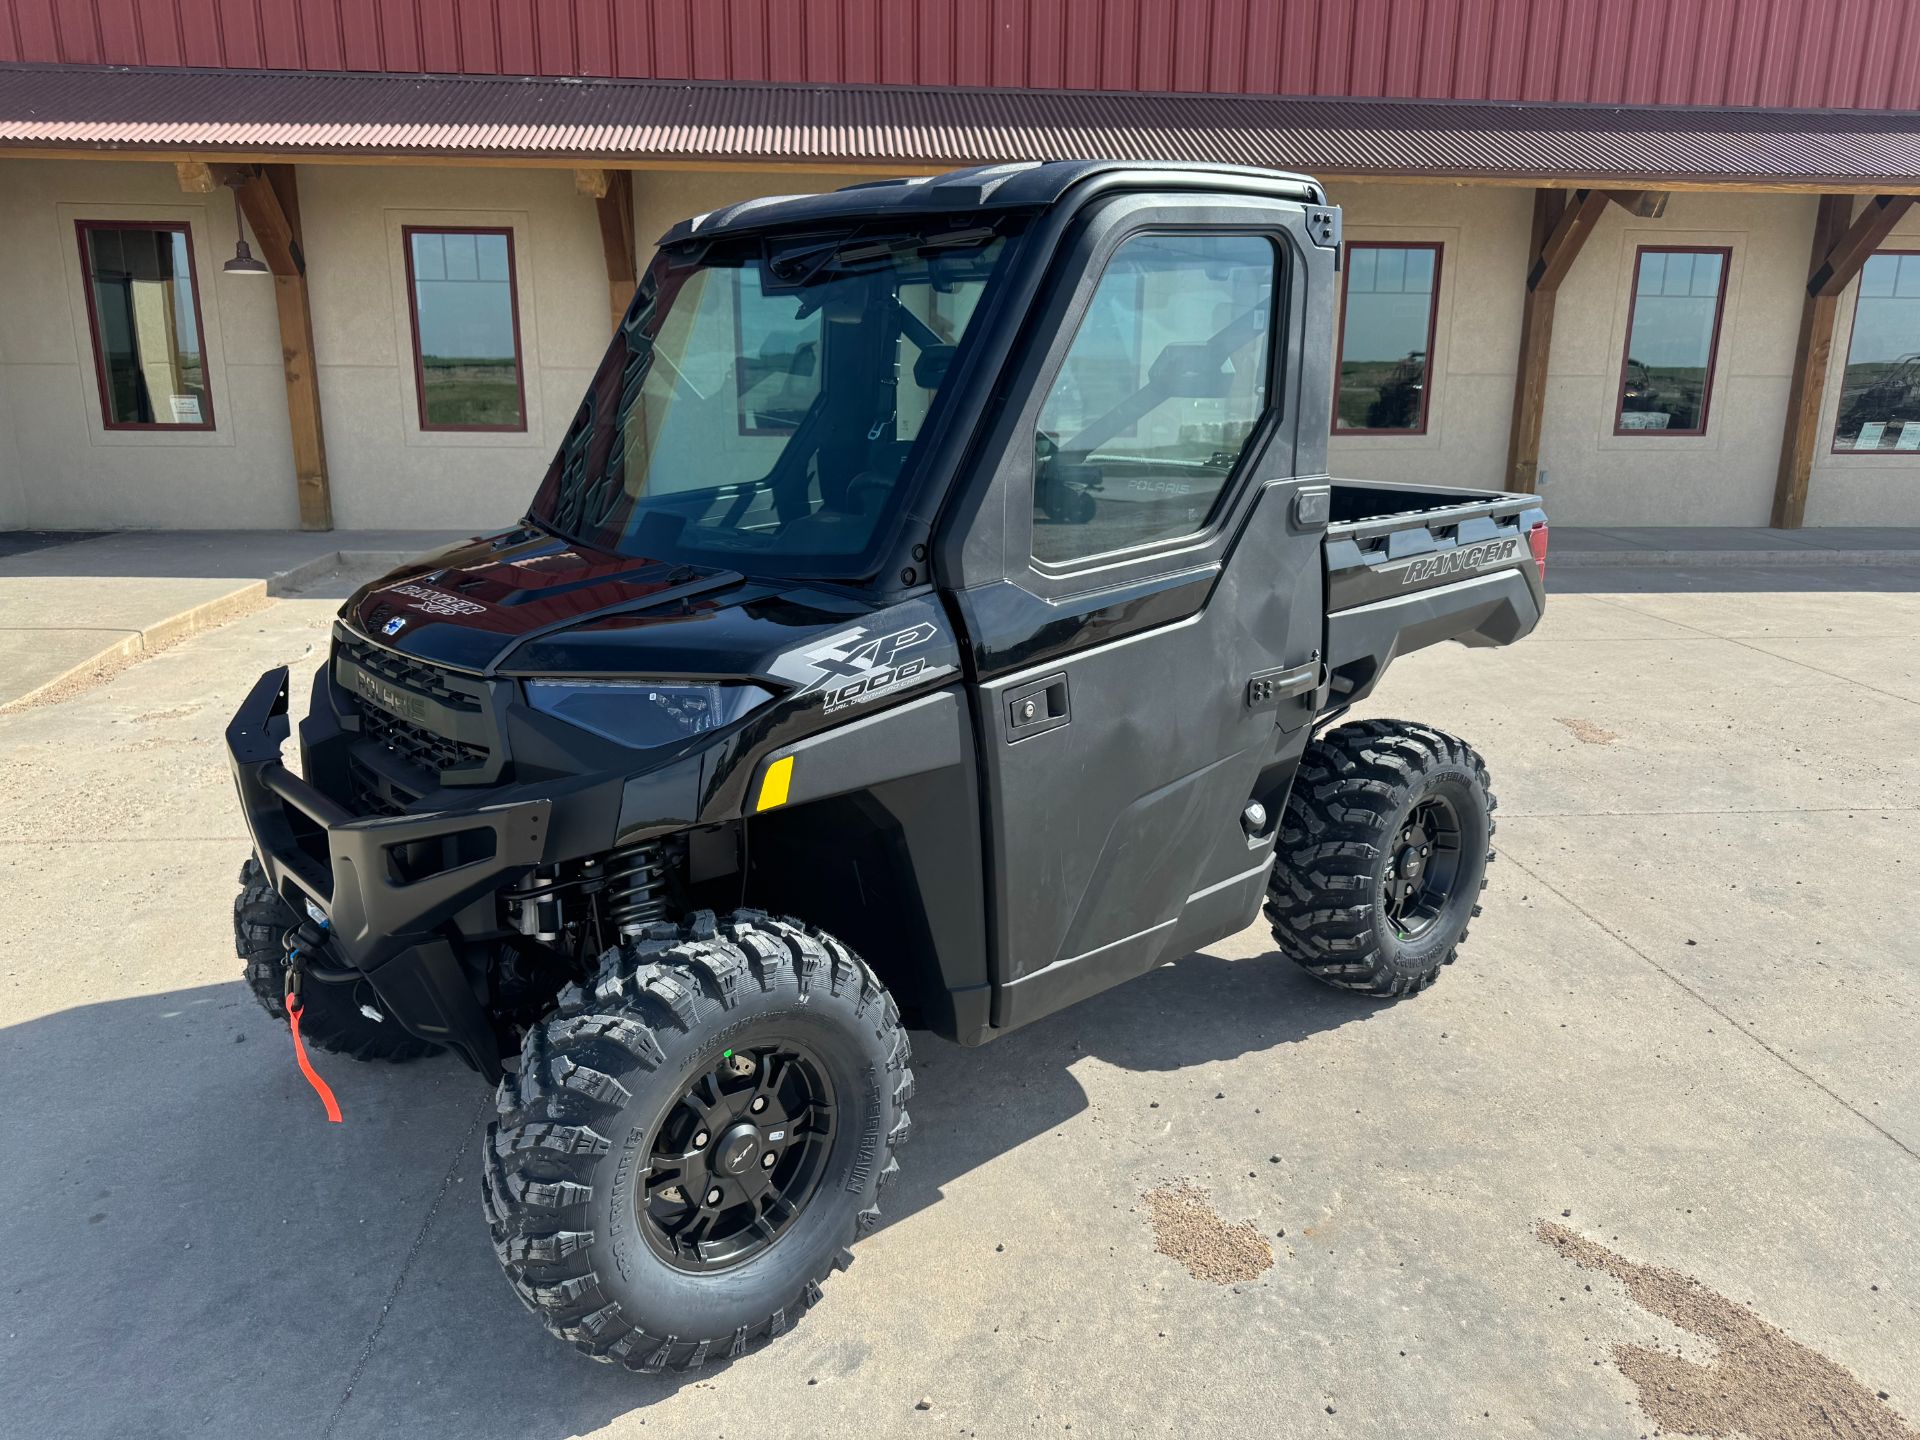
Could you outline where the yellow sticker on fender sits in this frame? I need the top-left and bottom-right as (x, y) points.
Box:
(756, 755), (794, 811)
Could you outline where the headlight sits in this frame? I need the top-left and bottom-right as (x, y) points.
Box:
(524, 680), (772, 750)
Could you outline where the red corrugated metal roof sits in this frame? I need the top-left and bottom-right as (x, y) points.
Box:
(10, 0), (1920, 112)
(3, 64), (1920, 187)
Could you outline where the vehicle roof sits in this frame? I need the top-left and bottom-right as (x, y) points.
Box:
(656, 159), (1327, 245)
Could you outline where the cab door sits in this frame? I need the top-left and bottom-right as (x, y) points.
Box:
(944, 195), (1335, 1032)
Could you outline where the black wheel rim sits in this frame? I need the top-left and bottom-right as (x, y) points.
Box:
(1382, 795), (1464, 940)
(637, 1041), (836, 1274)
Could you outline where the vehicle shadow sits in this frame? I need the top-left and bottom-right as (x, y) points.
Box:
(0, 944), (1369, 1438)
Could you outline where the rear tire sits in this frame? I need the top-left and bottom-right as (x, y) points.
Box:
(1265, 719), (1496, 997)
(483, 909), (912, 1371)
(233, 858), (441, 1062)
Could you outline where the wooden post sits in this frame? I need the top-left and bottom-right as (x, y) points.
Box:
(222, 164), (333, 531)
(1771, 194), (1915, 527)
(594, 170), (637, 335)
(1506, 189), (1612, 494)
(1504, 187), (1671, 495)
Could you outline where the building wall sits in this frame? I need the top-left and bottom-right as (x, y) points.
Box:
(294, 163), (608, 530)
(0, 158), (872, 532)
(3, 156), (1916, 532)
(0, 158), (299, 529)
(1326, 184), (1825, 527)
(1531, 189), (1812, 527)
(1807, 202), (1920, 527)
(1324, 181), (1534, 503)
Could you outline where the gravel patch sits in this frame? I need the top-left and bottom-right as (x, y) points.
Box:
(1539, 1221), (1915, 1440)
(1142, 1182), (1272, 1286)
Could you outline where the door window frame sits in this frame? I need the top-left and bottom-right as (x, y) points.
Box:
(1612, 244), (1731, 439)
(402, 224), (529, 434)
(1330, 240), (1443, 437)
(1027, 227), (1284, 573)
(74, 218), (216, 433)
(1017, 220), (1294, 590)
(932, 192), (1317, 604)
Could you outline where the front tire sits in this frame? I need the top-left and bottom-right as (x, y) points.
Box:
(233, 859), (441, 1061)
(1265, 720), (1496, 997)
(483, 910), (912, 1371)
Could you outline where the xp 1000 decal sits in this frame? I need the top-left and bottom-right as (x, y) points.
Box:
(771, 619), (956, 715)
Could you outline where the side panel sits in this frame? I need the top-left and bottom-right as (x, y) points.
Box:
(933, 193), (1338, 1036)
(739, 686), (992, 1042)
(969, 480), (1325, 1031)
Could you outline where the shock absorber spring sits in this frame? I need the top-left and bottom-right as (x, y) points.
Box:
(604, 839), (674, 938)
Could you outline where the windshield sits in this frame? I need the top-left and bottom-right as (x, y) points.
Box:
(529, 220), (1020, 577)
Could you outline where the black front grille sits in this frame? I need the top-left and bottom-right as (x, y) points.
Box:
(338, 634), (482, 713)
(359, 703), (489, 775)
(348, 754), (416, 817)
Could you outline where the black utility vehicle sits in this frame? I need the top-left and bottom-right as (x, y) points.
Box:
(228, 161), (1547, 1370)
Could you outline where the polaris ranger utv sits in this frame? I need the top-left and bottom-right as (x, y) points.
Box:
(227, 160), (1547, 1371)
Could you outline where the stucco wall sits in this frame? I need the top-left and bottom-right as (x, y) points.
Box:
(0, 158), (299, 528)
(3, 157), (1914, 532)
(1806, 201), (1920, 526)
(1328, 182), (1826, 527)
(295, 163), (610, 529)
(1324, 180), (1533, 502)
(1532, 189), (1814, 527)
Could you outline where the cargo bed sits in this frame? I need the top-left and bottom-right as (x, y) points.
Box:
(1318, 478), (1548, 712)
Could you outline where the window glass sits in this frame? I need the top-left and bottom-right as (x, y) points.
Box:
(78, 222), (212, 429)
(406, 228), (524, 430)
(1616, 247), (1727, 435)
(1834, 252), (1920, 452)
(1334, 242), (1439, 432)
(734, 271), (822, 434)
(529, 225), (1016, 577)
(1031, 232), (1276, 565)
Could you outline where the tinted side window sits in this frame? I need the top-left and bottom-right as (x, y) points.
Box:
(1032, 233), (1276, 565)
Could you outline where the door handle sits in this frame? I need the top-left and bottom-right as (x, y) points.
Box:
(1006, 673), (1070, 741)
(1247, 661), (1320, 710)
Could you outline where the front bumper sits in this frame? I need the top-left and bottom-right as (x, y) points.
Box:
(226, 666), (551, 1075)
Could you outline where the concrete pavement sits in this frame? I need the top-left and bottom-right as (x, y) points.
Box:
(0, 559), (1916, 1438)
(0, 529), (462, 708)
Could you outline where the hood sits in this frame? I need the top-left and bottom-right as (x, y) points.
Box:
(343, 526), (884, 679)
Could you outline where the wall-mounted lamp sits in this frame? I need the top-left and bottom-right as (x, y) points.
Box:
(223, 173), (270, 275)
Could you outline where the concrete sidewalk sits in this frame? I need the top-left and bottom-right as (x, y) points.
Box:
(1551, 525), (1920, 565)
(0, 528), (461, 708)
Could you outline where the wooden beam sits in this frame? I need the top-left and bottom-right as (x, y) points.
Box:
(1505, 191), (1564, 494)
(1529, 187), (1610, 292)
(1771, 195), (1865, 529)
(217, 164), (332, 530)
(1810, 193), (1916, 296)
(1506, 185), (1611, 494)
(174, 159), (215, 193)
(1604, 188), (1670, 218)
(594, 169), (636, 335)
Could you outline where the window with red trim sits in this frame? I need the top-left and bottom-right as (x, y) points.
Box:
(404, 227), (526, 432)
(1832, 251), (1920, 453)
(1333, 242), (1440, 434)
(76, 220), (214, 430)
(1615, 246), (1729, 436)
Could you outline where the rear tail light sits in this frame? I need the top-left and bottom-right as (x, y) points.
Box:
(1527, 520), (1549, 582)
